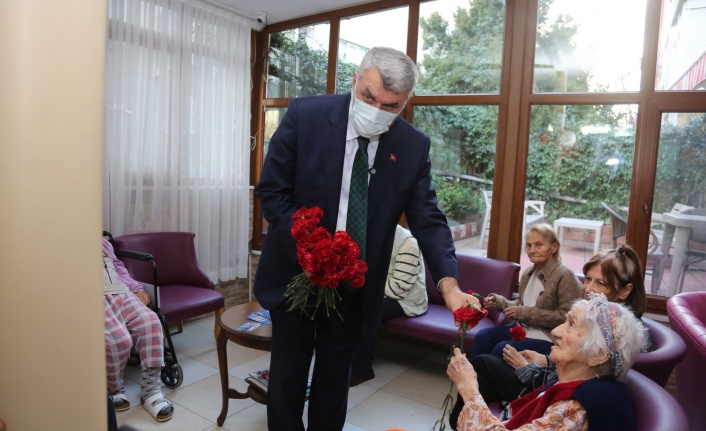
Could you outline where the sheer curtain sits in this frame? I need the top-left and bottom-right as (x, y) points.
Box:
(103, 0), (252, 282)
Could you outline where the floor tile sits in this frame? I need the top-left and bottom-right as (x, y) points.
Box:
(346, 390), (444, 431)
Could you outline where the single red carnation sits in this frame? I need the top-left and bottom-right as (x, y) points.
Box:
(509, 324), (527, 341)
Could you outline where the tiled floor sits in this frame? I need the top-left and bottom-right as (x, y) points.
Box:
(116, 315), (455, 431)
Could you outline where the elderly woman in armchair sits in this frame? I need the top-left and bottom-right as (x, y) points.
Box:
(447, 294), (647, 431)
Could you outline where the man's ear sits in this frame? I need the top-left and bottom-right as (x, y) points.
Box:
(617, 283), (634, 301)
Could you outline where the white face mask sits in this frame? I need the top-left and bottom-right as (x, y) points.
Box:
(349, 91), (401, 138)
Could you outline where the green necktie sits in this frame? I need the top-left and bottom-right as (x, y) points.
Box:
(347, 136), (370, 259)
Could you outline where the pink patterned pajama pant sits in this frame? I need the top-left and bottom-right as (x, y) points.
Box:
(104, 293), (164, 395)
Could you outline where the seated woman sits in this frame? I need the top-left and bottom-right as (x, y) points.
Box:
(102, 238), (174, 422)
(447, 294), (648, 431)
(471, 224), (582, 359)
(449, 245), (649, 428)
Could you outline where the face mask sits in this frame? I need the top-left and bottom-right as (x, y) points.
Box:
(349, 92), (401, 138)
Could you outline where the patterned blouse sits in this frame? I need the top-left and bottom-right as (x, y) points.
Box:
(457, 394), (588, 431)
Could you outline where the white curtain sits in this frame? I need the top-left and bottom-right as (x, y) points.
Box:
(103, 0), (252, 282)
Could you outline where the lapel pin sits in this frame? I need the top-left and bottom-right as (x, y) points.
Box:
(390, 154), (397, 162)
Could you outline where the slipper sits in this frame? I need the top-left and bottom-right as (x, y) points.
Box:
(110, 393), (130, 412)
(141, 392), (174, 422)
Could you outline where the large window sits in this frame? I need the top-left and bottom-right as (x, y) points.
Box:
(253, 0), (706, 310)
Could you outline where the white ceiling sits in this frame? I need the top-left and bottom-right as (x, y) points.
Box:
(209, 0), (379, 25)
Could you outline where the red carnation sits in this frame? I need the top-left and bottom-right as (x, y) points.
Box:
(284, 206), (368, 319)
(509, 324), (527, 341)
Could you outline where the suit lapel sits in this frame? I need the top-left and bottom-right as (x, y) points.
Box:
(322, 96), (350, 231)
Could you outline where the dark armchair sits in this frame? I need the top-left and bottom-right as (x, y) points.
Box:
(114, 232), (225, 339)
(633, 317), (686, 387)
(625, 369), (689, 431)
(667, 291), (706, 431)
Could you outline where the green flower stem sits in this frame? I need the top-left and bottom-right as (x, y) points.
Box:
(433, 322), (469, 431)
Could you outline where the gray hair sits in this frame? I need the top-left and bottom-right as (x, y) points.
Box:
(358, 47), (418, 99)
(574, 294), (648, 381)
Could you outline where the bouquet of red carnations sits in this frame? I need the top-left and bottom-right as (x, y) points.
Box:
(284, 206), (368, 319)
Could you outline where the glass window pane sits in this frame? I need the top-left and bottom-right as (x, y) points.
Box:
(267, 23), (331, 98)
(260, 107), (288, 239)
(650, 112), (706, 298)
(336, 8), (409, 94)
(262, 107), (287, 158)
(417, 0), (505, 95)
(655, 0), (706, 90)
(414, 105), (498, 252)
(534, 0), (646, 93)
(524, 104), (637, 274)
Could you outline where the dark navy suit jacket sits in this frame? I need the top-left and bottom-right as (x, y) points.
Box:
(254, 93), (458, 320)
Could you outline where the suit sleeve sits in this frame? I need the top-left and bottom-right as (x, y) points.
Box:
(403, 135), (458, 285)
(255, 99), (301, 264)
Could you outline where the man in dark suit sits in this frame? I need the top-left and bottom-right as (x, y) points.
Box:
(255, 46), (479, 431)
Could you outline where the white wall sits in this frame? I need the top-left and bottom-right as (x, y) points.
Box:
(0, 0), (108, 429)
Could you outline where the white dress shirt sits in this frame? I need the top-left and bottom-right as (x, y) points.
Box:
(335, 102), (380, 232)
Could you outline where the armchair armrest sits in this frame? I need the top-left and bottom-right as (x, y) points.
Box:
(115, 249), (154, 262)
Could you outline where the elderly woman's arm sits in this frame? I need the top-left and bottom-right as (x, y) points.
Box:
(448, 348), (587, 431)
(456, 396), (588, 431)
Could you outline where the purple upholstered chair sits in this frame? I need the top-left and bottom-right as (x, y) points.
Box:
(114, 232), (225, 339)
(383, 253), (520, 351)
(667, 291), (706, 431)
(626, 369), (689, 431)
(632, 317), (686, 387)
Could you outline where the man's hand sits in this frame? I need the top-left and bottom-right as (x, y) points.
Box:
(438, 277), (481, 327)
(134, 290), (151, 306)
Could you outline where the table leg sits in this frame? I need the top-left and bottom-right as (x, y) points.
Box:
(216, 328), (251, 426)
(216, 328), (230, 427)
(666, 226), (691, 297)
(593, 226), (601, 255)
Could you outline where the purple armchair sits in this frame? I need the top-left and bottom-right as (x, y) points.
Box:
(632, 317), (686, 387)
(383, 253), (520, 351)
(114, 232), (225, 339)
(626, 369), (689, 431)
(667, 291), (706, 431)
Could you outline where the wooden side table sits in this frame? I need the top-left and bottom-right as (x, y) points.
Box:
(216, 301), (272, 426)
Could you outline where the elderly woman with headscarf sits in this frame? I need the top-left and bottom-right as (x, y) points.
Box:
(447, 293), (648, 431)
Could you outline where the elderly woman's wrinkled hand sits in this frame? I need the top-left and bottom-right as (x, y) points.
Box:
(502, 344), (529, 369)
(520, 349), (548, 366)
(483, 294), (498, 310)
(447, 348), (479, 401)
(503, 305), (519, 319)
